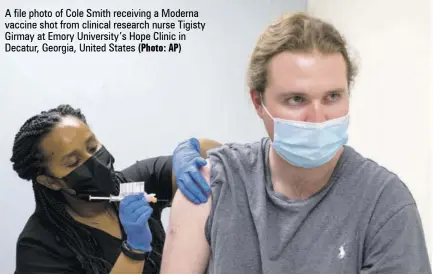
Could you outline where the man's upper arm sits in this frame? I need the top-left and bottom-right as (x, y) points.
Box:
(361, 203), (431, 273)
(161, 161), (212, 274)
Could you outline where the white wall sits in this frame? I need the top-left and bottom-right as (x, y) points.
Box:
(308, 0), (433, 261)
(430, 0), (433, 262)
(0, 0), (306, 273)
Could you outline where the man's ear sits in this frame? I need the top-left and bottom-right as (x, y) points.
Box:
(36, 175), (63, 191)
(249, 89), (265, 119)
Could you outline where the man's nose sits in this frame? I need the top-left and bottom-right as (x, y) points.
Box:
(305, 101), (326, 123)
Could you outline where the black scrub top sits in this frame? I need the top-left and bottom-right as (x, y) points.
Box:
(15, 156), (173, 274)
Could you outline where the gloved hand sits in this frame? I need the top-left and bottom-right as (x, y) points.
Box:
(119, 193), (153, 252)
(173, 138), (210, 204)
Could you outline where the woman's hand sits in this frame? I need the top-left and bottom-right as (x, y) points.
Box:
(119, 194), (153, 252)
(173, 138), (211, 204)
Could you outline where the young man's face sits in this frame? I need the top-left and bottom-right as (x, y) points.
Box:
(251, 51), (350, 140)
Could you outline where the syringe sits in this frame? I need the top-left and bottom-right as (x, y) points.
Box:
(89, 193), (168, 203)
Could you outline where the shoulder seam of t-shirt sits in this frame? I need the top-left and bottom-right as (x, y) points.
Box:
(362, 156), (416, 228)
(355, 150), (412, 191)
(368, 202), (417, 242)
(337, 147), (414, 197)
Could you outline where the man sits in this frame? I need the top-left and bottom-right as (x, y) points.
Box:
(161, 12), (431, 273)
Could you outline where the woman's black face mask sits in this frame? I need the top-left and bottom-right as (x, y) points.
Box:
(62, 146), (119, 201)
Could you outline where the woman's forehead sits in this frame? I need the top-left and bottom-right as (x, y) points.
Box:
(39, 116), (93, 160)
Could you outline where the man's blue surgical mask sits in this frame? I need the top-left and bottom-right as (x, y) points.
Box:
(261, 100), (349, 168)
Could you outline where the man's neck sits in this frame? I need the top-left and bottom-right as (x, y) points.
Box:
(269, 147), (344, 200)
(63, 193), (109, 218)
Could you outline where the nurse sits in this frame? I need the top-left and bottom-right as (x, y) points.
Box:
(12, 104), (219, 273)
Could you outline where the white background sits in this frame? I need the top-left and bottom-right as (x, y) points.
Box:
(1, 0), (432, 273)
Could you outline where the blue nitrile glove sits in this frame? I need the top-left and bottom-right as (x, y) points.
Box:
(173, 138), (210, 204)
(119, 193), (153, 252)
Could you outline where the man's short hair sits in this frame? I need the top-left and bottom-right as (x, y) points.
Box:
(247, 12), (358, 94)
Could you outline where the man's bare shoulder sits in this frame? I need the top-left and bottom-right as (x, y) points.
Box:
(171, 159), (211, 214)
(160, 160), (212, 273)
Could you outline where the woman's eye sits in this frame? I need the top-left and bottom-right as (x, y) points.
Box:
(67, 160), (80, 168)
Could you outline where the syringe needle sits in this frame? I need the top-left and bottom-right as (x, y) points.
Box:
(88, 196), (111, 201)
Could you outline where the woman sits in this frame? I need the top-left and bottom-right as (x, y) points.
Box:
(11, 104), (219, 274)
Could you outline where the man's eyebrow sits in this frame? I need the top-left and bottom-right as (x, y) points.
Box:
(279, 88), (347, 96)
(327, 88), (346, 93)
(279, 91), (309, 97)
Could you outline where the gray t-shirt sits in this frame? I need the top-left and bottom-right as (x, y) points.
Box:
(205, 138), (431, 273)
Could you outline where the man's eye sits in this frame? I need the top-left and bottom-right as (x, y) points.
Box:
(328, 92), (341, 101)
(288, 96), (305, 105)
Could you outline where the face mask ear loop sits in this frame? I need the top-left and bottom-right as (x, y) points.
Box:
(260, 93), (274, 120)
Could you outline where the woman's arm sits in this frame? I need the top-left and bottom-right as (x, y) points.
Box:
(111, 194), (154, 274)
(198, 138), (223, 159)
(171, 138), (222, 197)
(110, 252), (146, 274)
(17, 228), (148, 274)
(121, 138), (221, 206)
(121, 156), (173, 207)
